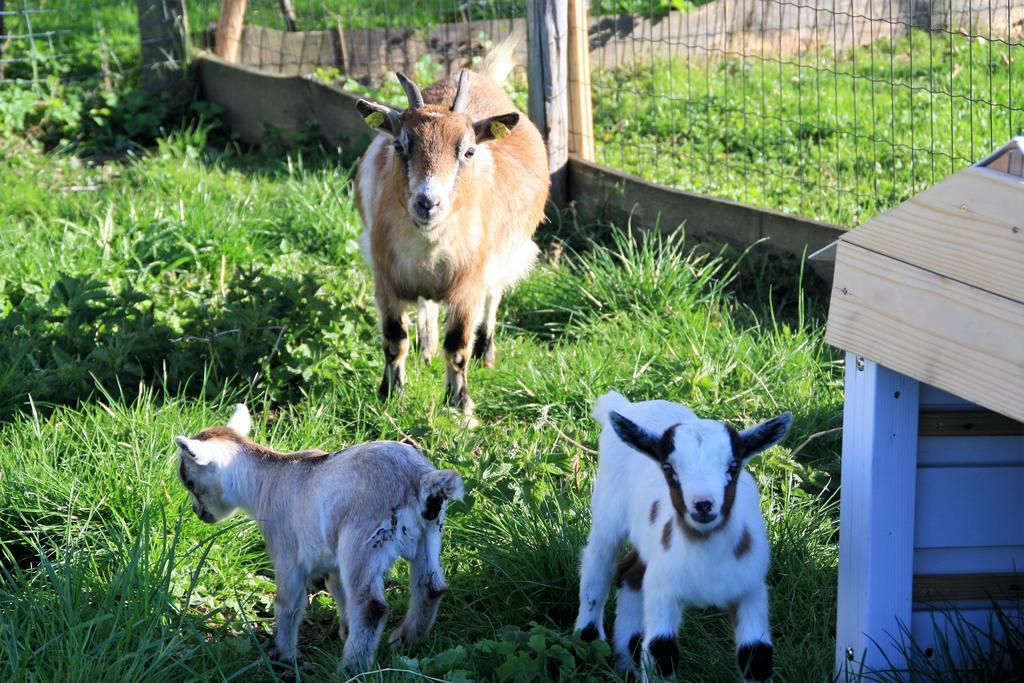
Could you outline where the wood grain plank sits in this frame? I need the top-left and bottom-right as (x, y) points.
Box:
(567, 156), (844, 281)
(919, 411), (1024, 437)
(826, 241), (1024, 423)
(566, 0), (594, 161)
(844, 167), (1024, 304)
(215, 0), (248, 63)
(913, 573), (1024, 602)
(527, 0), (569, 206)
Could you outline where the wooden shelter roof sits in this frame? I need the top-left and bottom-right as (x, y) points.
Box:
(824, 138), (1024, 422)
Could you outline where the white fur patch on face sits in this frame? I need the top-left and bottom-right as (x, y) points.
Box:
(408, 174), (457, 229)
(669, 421), (735, 523)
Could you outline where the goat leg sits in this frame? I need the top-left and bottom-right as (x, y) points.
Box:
(378, 310), (409, 400)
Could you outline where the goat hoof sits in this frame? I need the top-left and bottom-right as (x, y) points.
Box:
(580, 623), (600, 642)
(737, 642), (773, 682)
(378, 377), (403, 401)
(266, 644), (296, 665)
(387, 627), (418, 650)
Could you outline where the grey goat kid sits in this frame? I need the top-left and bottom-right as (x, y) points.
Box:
(174, 405), (464, 675)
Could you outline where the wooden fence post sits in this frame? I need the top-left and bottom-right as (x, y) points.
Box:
(215, 0), (248, 63)
(135, 0), (190, 97)
(279, 0), (298, 32)
(527, 0), (568, 206)
(567, 0), (594, 161)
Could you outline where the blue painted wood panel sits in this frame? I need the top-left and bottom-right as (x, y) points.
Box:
(914, 466), (1024, 548)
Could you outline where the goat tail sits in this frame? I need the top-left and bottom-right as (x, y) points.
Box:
(476, 33), (519, 85)
(592, 391), (631, 427)
(419, 469), (465, 521)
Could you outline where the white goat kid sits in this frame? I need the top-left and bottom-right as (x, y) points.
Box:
(174, 405), (464, 675)
(575, 392), (791, 682)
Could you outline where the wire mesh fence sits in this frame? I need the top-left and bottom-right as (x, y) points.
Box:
(5, 0), (1022, 228)
(191, 0), (527, 98)
(587, 0), (1024, 226)
(1, 0), (156, 88)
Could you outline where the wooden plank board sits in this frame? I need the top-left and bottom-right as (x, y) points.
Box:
(919, 411), (1024, 437)
(843, 167), (1024, 304)
(826, 241), (1024, 423)
(914, 466), (1024, 549)
(567, 156), (845, 281)
(910, 606), (1021, 667)
(528, 0), (569, 206)
(835, 356), (920, 675)
(920, 384), (980, 410)
(566, 0), (595, 161)
(913, 573), (1024, 602)
(215, 0), (248, 63)
(916, 546), (1024, 575)
(195, 52), (371, 152)
(917, 435), (1024, 468)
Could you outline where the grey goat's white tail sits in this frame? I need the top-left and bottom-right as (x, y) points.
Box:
(476, 33), (519, 85)
(592, 391), (631, 427)
(419, 469), (464, 520)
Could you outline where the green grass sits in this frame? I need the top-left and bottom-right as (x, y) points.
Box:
(0, 128), (846, 681)
(593, 29), (1024, 226)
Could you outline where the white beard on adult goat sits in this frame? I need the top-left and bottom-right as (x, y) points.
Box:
(576, 391), (792, 682)
(354, 39), (549, 418)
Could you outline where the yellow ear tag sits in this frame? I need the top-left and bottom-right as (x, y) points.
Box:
(364, 111), (386, 128)
(490, 121), (511, 140)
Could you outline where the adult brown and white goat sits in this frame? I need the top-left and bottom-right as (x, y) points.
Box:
(354, 41), (549, 416)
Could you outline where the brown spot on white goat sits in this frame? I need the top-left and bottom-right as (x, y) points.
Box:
(734, 525), (753, 559)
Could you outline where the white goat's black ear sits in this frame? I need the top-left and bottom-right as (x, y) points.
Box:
(609, 411), (665, 462)
(735, 412), (793, 462)
(174, 436), (217, 466)
(175, 435), (195, 458)
(356, 99), (401, 135)
(474, 112), (519, 143)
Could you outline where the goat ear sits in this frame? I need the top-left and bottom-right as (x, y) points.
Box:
(227, 404), (251, 437)
(474, 112), (519, 143)
(736, 412), (792, 462)
(174, 436), (217, 467)
(356, 99), (400, 135)
(609, 411), (665, 462)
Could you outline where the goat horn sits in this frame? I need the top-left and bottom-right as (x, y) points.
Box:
(396, 72), (424, 110)
(451, 69), (470, 113)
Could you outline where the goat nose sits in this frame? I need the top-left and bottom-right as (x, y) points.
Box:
(415, 194), (438, 213)
(694, 500), (713, 515)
